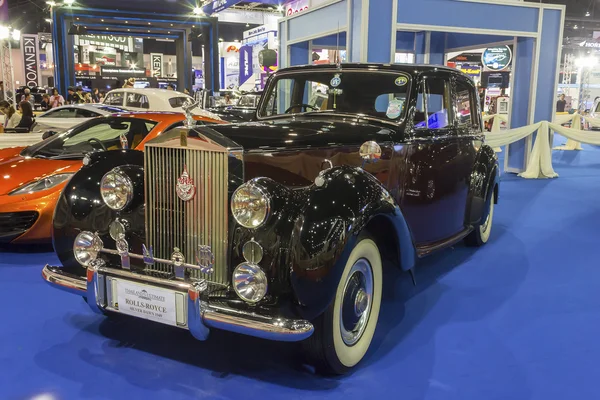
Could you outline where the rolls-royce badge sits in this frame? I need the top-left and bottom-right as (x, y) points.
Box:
(176, 164), (196, 201)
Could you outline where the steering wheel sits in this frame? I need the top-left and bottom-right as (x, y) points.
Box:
(285, 103), (319, 113)
(87, 138), (107, 151)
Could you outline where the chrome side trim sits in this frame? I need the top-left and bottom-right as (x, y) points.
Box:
(42, 265), (314, 342)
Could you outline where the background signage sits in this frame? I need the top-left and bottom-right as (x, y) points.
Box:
(21, 34), (40, 87)
(239, 45), (253, 86)
(77, 35), (134, 52)
(150, 53), (163, 77)
(482, 46), (512, 71)
(202, 0), (243, 14)
(286, 0), (309, 15)
(101, 66), (147, 78)
(459, 64), (482, 79)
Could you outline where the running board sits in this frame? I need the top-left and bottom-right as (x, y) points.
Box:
(416, 228), (473, 258)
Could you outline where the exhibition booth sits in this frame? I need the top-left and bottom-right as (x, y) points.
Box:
(278, 0), (565, 174)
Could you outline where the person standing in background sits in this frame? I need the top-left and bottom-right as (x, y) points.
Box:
(40, 94), (50, 111)
(74, 87), (85, 104)
(49, 88), (64, 108)
(20, 87), (31, 103)
(0, 100), (22, 129)
(99, 91), (106, 103)
(66, 87), (76, 104)
(91, 88), (100, 103)
(15, 101), (34, 130)
(556, 94), (567, 113)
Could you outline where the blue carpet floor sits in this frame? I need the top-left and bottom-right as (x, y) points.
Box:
(1, 145), (599, 400)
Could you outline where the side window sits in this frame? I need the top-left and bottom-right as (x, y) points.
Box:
(169, 97), (189, 108)
(126, 93), (150, 109)
(105, 93), (124, 106)
(414, 78), (451, 130)
(41, 108), (77, 118)
(455, 80), (476, 128)
(76, 109), (100, 118)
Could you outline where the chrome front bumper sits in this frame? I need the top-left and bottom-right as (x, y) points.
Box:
(42, 264), (314, 342)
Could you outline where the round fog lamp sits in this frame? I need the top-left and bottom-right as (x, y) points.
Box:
(101, 169), (133, 211)
(231, 183), (270, 228)
(73, 231), (104, 266)
(233, 263), (268, 303)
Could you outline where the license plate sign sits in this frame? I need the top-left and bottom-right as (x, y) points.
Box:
(116, 279), (177, 326)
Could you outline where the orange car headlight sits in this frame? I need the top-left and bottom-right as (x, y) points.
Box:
(9, 173), (74, 196)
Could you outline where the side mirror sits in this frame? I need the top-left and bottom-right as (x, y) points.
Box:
(42, 130), (57, 140)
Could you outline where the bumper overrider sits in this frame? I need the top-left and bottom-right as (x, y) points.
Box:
(42, 255), (314, 343)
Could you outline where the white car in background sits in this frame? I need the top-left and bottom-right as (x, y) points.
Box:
(102, 88), (221, 120)
(35, 104), (127, 132)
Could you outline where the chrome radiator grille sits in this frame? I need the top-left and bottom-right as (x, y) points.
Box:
(144, 144), (229, 285)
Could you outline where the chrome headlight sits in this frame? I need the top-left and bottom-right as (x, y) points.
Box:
(233, 263), (268, 303)
(73, 231), (103, 266)
(231, 182), (270, 228)
(9, 173), (73, 196)
(100, 169), (133, 211)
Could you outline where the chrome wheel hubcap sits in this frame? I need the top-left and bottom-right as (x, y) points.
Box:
(340, 259), (373, 346)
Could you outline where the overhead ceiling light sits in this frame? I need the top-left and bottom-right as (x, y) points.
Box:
(148, 22), (151, 25)
(277, 5), (284, 12)
(101, 19), (104, 22)
(193, 7), (203, 15)
(127, 29), (130, 31)
(170, 23), (173, 26)
(586, 11), (591, 17)
(106, 27), (109, 30)
(219, 38), (223, 41)
(64, 0), (75, 5)
(574, 24), (579, 29)
(11, 29), (20, 41)
(246, 22), (249, 27)
(45, 18), (52, 23)
(76, 17), (79, 20)
(46, 1), (56, 6)
(147, 30), (150, 32)
(125, 21), (128, 24)
(168, 31), (171, 34)
(192, 25), (195, 28)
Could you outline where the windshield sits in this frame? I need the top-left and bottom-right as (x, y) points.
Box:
(258, 70), (410, 122)
(27, 117), (158, 159)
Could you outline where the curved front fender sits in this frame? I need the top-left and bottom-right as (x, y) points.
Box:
(289, 166), (416, 321)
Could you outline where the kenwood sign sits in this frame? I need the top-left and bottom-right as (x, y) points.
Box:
(151, 53), (163, 77)
(21, 34), (40, 87)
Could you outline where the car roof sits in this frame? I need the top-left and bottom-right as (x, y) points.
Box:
(107, 88), (191, 98)
(276, 63), (461, 77)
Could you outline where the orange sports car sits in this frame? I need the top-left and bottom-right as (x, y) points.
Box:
(0, 111), (224, 244)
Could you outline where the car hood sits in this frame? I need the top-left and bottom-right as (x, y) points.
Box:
(199, 116), (399, 151)
(0, 150), (81, 195)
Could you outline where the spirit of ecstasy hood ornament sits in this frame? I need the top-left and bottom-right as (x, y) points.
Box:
(180, 98), (201, 147)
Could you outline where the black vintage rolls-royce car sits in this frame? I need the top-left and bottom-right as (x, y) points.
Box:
(42, 63), (499, 374)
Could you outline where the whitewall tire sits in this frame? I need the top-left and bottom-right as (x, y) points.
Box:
(465, 191), (495, 246)
(304, 236), (383, 374)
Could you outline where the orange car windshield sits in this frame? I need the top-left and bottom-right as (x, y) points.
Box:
(27, 117), (158, 159)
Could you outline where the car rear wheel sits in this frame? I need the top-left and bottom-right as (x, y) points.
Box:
(465, 191), (495, 246)
(304, 236), (382, 375)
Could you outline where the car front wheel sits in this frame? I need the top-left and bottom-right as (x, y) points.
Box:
(304, 236), (383, 375)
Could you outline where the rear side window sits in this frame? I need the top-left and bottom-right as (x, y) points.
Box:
(104, 92), (124, 106)
(76, 109), (100, 118)
(126, 93), (150, 109)
(455, 80), (476, 128)
(169, 97), (190, 108)
(42, 108), (77, 118)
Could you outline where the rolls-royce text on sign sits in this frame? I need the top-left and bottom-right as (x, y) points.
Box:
(21, 34), (40, 87)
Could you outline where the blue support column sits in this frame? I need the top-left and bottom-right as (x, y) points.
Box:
(429, 32), (446, 65)
(290, 42), (309, 66)
(506, 37), (534, 173)
(366, 0), (394, 62)
(535, 9), (562, 122)
(415, 32), (427, 64)
(349, 0), (364, 62)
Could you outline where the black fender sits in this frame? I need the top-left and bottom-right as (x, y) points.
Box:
(466, 144), (499, 226)
(52, 149), (145, 276)
(288, 166), (416, 321)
